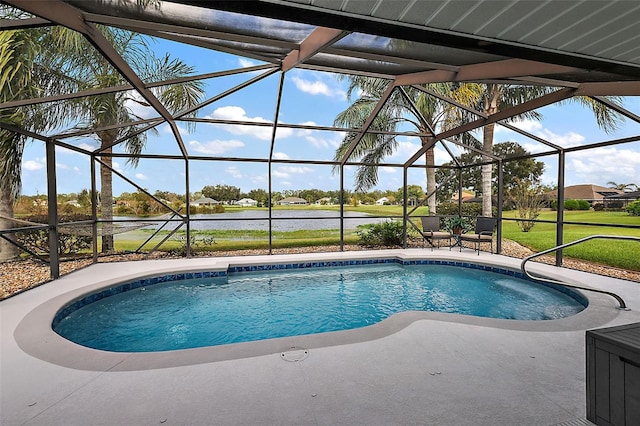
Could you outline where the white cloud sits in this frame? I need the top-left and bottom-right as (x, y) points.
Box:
(56, 163), (69, 170)
(567, 147), (640, 185)
(291, 76), (346, 100)
(125, 91), (156, 119)
(23, 158), (45, 171)
(272, 152), (290, 160)
(73, 166), (81, 172)
(273, 165), (314, 179)
(135, 173), (147, 180)
(296, 123), (342, 149)
(189, 139), (245, 154)
(112, 161), (123, 173)
(499, 118), (585, 150)
(238, 58), (256, 68)
(207, 106), (293, 140)
(225, 166), (243, 178)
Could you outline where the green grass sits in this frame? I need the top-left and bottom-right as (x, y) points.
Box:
(113, 228), (361, 252)
(502, 211), (640, 271)
(109, 209), (640, 272)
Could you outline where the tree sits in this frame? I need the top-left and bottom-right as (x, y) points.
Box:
(247, 189), (268, 206)
(333, 77), (474, 214)
(47, 27), (204, 252)
(472, 84), (623, 216)
(201, 184), (241, 203)
(0, 14), (79, 260)
(509, 179), (546, 232)
(435, 141), (545, 202)
(607, 181), (639, 192)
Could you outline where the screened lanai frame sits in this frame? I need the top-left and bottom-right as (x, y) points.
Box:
(1, 0), (640, 279)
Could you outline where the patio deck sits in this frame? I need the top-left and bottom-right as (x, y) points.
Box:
(2, 249), (638, 425)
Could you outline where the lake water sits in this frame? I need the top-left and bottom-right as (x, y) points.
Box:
(116, 210), (390, 232)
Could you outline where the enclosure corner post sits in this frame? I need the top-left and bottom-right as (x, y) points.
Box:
(46, 139), (60, 279)
(556, 150), (565, 266)
(90, 154), (98, 263)
(402, 166), (408, 248)
(496, 160), (503, 254)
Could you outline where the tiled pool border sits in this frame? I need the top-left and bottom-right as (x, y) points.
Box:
(52, 258), (588, 328)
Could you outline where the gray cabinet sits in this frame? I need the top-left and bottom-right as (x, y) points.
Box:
(586, 323), (640, 426)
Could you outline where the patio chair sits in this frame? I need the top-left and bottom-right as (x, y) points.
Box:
(459, 216), (497, 255)
(420, 216), (452, 250)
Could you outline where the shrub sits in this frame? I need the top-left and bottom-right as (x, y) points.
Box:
(592, 203), (604, 211)
(550, 199), (558, 211)
(15, 214), (93, 256)
(577, 199), (591, 210)
(436, 202), (497, 217)
(356, 220), (403, 247)
(626, 200), (640, 216)
(564, 199), (579, 210)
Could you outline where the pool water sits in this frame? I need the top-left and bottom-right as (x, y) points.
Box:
(53, 264), (586, 352)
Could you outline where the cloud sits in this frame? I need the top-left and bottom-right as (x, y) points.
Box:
(567, 147), (640, 185)
(499, 119), (585, 151)
(23, 158), (45, 171)
(56, 163), (69, 170)
(206, 106), (293, 140)
(189, 139), (245, 154)
(272, 152), (290, 160)
(238, 58), (256, 68)
(273, 165), (314, 179)
(291, 76), (346, 100)
(135, 173), (147, 180)
(225, 166), (243, 178)
(124, 91), (156, 120)
(295, 123), (342, 149)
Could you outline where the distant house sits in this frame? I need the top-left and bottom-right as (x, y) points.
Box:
(451, 190), (476, 203)
(237, 198), (258, 207)
(375, 197), (389, 205)
(546, 184), (623, 205)
(190, 197), (220, 206)
(315, 197), (332, 205)
(278, 197), (308, 205)
(603, 190), (640, 208)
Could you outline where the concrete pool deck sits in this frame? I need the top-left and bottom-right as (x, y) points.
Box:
(1, 249), (639, 425)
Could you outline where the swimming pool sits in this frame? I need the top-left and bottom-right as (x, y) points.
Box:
(52, 259), (587, 352)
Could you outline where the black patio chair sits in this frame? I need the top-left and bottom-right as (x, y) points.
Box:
(459, 216), (497, 255)
(420, 216), (452, 250)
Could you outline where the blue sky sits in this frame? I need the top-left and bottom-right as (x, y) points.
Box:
(19, 37), (640, 197)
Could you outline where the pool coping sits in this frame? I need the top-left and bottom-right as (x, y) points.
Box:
(12, 250), (622, 372)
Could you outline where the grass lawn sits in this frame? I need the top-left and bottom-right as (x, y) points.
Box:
(502, 210), (640, 271)
(111, 208), (639, 272)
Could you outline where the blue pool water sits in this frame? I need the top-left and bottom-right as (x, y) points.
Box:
(53, 263), (586, 352)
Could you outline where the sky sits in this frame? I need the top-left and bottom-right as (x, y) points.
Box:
(19, 37), (640, 198)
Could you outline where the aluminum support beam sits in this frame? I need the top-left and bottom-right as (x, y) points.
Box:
(282, 27), (348, 72)
(45, 140), (59, 279)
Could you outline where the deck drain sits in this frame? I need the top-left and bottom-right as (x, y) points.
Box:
(280, 347), (308, 362)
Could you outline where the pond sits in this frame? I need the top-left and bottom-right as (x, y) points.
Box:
(116, 210), (390, 232)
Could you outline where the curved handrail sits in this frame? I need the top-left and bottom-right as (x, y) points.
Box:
(520, 235), (640, 310)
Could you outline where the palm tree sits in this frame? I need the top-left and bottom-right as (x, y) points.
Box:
(0, 22), (80, 261)
(47, 26), (204, 252)
(607, 181), (638, 192)
(0, 20), (204, 257)
(333, 77), (471, 214)
(476, 84), (623, 216)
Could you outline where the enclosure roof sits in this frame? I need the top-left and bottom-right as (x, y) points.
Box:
(5, 0), (640, 92)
